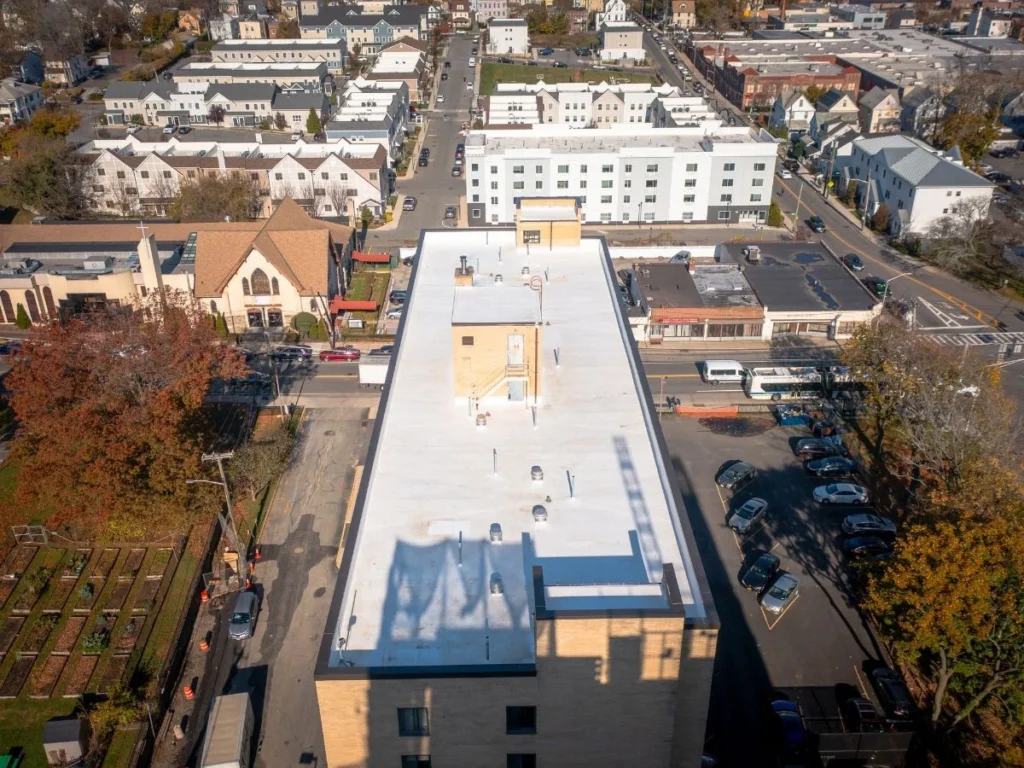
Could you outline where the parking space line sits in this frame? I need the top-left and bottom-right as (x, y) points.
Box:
(731, 530), (743, 552)
(715, 484), (727, 512)
(853, 664), (870, 699)
(761, 593), (799, 631)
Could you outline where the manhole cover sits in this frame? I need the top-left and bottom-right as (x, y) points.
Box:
(324, 430), (336, 436)
(698, 417), (775, 437)
(293, 546), (305, 554)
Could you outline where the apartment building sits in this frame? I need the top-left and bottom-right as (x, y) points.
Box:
(366, 45), (427, 101)
(314, 198), (718, 768)
(0, 78), (44, 124)
(212, 39), (346, 74)
(595, 0), (628, 27)
(76, 136), (389, 219)
(842, 134), (993, 236)
(833, 5), (888, 28)
(600, 22), (646, 63)
(171, 62), (332, 92)
(671, 0), (696, 28)
(487, 19), (530, 56)
(324, 79), (409, 162)
(484, 82), (690, 128)
(102, 81), (329, 129)
(298, 2), (429, 55)
(464, 124), (779, 226)
(475, 0), (508, 24)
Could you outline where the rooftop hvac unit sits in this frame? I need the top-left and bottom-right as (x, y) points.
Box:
(84, 257), (113, 270)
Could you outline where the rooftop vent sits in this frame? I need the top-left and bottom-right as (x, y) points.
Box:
(531, 465), (544, 481)
(521, 266), (530, 275)
(459, 254), (469, 274)
(532, 504), (548, 522)
(490, 523), (503, 543)
(490, 573), (504, 595)
(476, 413), (487, 427)
(494, 274), (503, 284)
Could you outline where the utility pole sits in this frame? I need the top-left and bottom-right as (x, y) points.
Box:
(861, 166), (872, 230)
(202, 452), (245, 558)
(823, 144), (837, 200)
(794, 180), (804, 221)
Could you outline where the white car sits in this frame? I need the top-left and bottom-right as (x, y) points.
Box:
(728, 498), (768, 534)
(468, 57), (476, 67)
(436, 94), (445, 103)
(161, 124), (176, 135)
(813, 483), (869, 505)
(126, 124), (141, 135)
(386, 307), (404, 319)
(778, 169), (793, 179)
(465, 82), (473, 90)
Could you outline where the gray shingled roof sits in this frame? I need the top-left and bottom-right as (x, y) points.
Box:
(272, 91), (329, 110)
(204, 83), (277, 102)
(859, 88), (897, 110)
(104, 81), (175, 100)
(300, 3), (425, 28)
(816, 88), (854, 111)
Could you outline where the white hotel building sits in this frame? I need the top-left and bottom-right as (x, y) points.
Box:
(465, 125), (779, 226)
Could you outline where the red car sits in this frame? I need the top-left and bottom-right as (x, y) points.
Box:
(319, 347), (360, 362)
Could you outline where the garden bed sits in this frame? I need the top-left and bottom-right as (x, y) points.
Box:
(0, 580), (16, 610)
(80, 615), (115, 656)
(21, 613), (60, 654)
(0, 656), (35, 698)
(91, 548), (120, 578)
(60, 655), (97, 698)
(2, 546), (39, 577)
(133, 577), (161, 611)
(74, 579), (103, 612)
(12, 549), (64, 614)
(94, 654), (130, 694)
(119, 549), (146, 580)
(147, 548), (173, 579)
(29, 656), (66, 698)
(44, 576), (79, 612)
(116, 616), (143, 653)
(0, 616), (25, 656)
(104, 579), (133, 612)
(62, 549), (91, 580)
(52, 616), (86, 655)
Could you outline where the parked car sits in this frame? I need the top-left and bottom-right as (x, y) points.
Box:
(465, 82), (473, 90)
(228, 590), (259, 640)
(729, 497), (768, 534)
(452, 166), (462, 177)
(126, 124), (142, 135)
(870, 667), (915, 719)
(390, 290), (408, 304)
(805, 456), (857, 478)
(778, 168), (793, 179)
(418, 156), (428, 167)
(420, 147), (430, 157)
(271, 345), (312, 361)
(441, 72), (448, 80)
(368, 345), (393, 356)
(813, 483), (869, 505)
(552, 61), (568, 68)
(386, 306), (404, 319)
(526, 60), (538, 66)
(843, 253), (864, 271)
(0, 340), (22, 356)
(716, 461), (755, 491)
(497, 56), (513, 64)
(739, 551), (780, 592)
(795, 438), (846, 459)
(863, 276), (888, 299)
(843, 698), (885, 733)
(319, 347), (360, 362)
(436, 94), (445, 103)
(539, 47), (554, 55)
(842, 513), (896, 537)
(807, 215), (826, 233)
(444, 60), (451, 68)
(760, 572), (799, 615)
(843, 536), (894, 558)
(444, 205), (457, 219)
(403, 196), (418, 211)
(162, 124), (176, 135)
(770, 699), (807, 750)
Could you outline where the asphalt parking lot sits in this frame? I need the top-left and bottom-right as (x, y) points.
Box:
(662, 415), (888, 767)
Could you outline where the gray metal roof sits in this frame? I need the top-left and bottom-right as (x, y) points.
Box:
(854, 135), (992, 188)
(104, 81), (174, 100)
(204, 83), (277, 101)
(272, 91), (329, 110)
(724, 242), (877, 313)
(300, 3), (425, 28)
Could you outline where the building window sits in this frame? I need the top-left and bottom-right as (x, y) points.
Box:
(601, 195), (612, 203)
(401, 758), (431, 768)
(523, 230), (542, 244)
(645, 195), (656, 203)
(461, 335), (474, 345)
(275, 173), (283, 180)
(491, 197), (498, 205)
(646, 164), (658, 172)
(163, 171), (172, 179)
(718, 210), (730, 220)
(623, 195), (631, 203)
(242, 278), (250, 295)
(558, 164), (569, 173)
(472, 164), (479, 171)
(723, 163), (735, 171)
(271, 277), (280, 295)
(683, 194), (695, 203)
(116, 171), (126, 179)
(397, 708), (429, 737)
(601, 164), (613, 173)
(251, 269), (271, 296)
(722, 179), (733, 187)
(685, 179), (696, 188)
(513, 165), (524, 174)
(645, 180), (657, 188)
(624, 180), (631, 188)
(686, 163), (697, 172)
(720, 194), (732, 203)
(321, 172), (329, 180)
(140, 171), (150, 179)
(754, 162), (766, 171)
(580, 164), (587, 172)
(601, 213), (612, 222)
(535, 181), (542, 189)
(601, 180), (613, 188)
(513, 181), (525, 190)
(507, 756), (536, 768)
(751, 194), (762, 202)
(557, 180), (568, 189)
(624, 164), (632, 172)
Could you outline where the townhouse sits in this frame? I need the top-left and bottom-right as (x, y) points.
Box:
(172, 62), (332, 92)
(211, 39), (347, 74)
(298, 2), (429, 56)
(464, 123), (779, 226)
(76, 136), (390, 220)
(0, 78), (44, 125)
(671, 0), (696, 28)
(366, 39), (428, 101)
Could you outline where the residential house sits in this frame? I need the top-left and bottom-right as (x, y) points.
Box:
(475, 0), (508, 23)
(324, 78), (409, 162)
(486, 19), (530, 55)
(451, 0), (472, 26)
(0, 78), (44, 124)
(769, 91), (814, 135)
(595, 0), (628, 27)
(299, 3), (430, 55)
(44, 53), (89, 87)
(834, 6), (888, 28)
(210, 15), (241, 40)
(368, 41), (428, 101)
(211, 39), (346, 75)
(966, 6), (1013, 36)
(858, 88), (900, 134)
(600, 21), (646, 63)
(900, 87), (946, 141)
(239, 15), (269, 38)
(178, 8), (206, 34)
(671, 0), (696, 28)
(281, 0), (299, 19)
(841, 134), (993, 236)
(18, 51), (44, 84)
(810, 88), (859, 143)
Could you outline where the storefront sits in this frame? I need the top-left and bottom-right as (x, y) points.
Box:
(649, 309), (765, 343)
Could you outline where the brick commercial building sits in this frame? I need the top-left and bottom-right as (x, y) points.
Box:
(690, 43), (860, 110)
(314, 199), (718, 768)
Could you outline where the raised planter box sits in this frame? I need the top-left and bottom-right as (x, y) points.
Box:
(133, 578), (162, 610)
(91, 548), (120, 578)
(62, 549), (92, 580)
(119, 548), (146, 580)
(60, 654), (98, 698)
(0, 616), (26, 656)
(0, 655), (35, 698)
(74, 578), (104, 613)
(21, 613), (60, 654)
(2, 546), (39, 578)
(44, 577), (79, 612)
(94, 653), (130, 694)
(116, 615), (144, 653)
(80, 614), (115, 655)
(104, 579), (133, 612)
(147, 548), (174, 579)
(30, 655), (67, 698)
(53, 616), (86, 655)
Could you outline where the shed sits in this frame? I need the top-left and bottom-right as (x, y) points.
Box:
(351, 251), (390, 264)
(42, 717), (89, 767)
(329, 297), (378, 313)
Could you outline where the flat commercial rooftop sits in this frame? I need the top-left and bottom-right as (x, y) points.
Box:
(325, 229), (706, 671)
(635, 263), (760, 309)
(723, 242), (877, 312)
(469, 126), (768, 153)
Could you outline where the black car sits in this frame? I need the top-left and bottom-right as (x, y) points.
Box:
(805, 456), (857, 478)
(843, 253), (864, 271)
(716, 461), (756, 491)
(389, 290), (408, 304)
(843, 698), (885, 733)
(444, 61), (451, 68)
(420, 147), (430, 157)
(842, 536), (894, 558)
(417, 156), (428, 167)
(497, 56), (513, 64)
(552, 61), (568, 68)
(441, 72), (448, 80)
(271, 345), (313, 361)
(863, 276), (888, 299)
(739, 551), (780, 592)
(807, 215), (826, 233)
(795, 438), (846, 459)
(870, 667), (915, 719)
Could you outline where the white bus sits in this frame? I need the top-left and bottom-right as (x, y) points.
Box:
(743, 367), (823, 401)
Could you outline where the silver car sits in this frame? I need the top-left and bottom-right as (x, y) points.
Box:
(228, 590), (259, 640)
(842, 513), (896, 537)
(728, 497), (768, 534)
(760, 572), (799, 615)
(813, 483), (869, 505)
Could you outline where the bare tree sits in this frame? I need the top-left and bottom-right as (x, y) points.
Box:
(925, 197), (992, 271)
(324, 181), (352, 220)
(108, 174), (140, 218)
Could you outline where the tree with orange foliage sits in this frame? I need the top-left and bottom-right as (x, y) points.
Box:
(2, 291), (247, 540)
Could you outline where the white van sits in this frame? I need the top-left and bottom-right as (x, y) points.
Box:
(702, 360), (746, 385)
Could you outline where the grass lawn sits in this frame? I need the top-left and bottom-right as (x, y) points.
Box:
(479, 62), (656, 95)
(0, 697), (80, 766)
(100, 726), (140, 768)
(346, 270), (391, 304)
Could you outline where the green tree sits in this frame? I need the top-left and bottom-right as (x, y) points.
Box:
(802, 84), (828, 105)
(229, 423), (295, 501)
(766, 201), (783, 227)
(208, 104), (226, 125)
(936, 109), (1001, 167)
(86, 685), (144, 739)
(168, 175), (263, 222)
(29, 108), (80, 139)
(0, 137), (93, 218)
(306, 107), (322, 136)
(274, 112), (287, 131)
(14, 305), (30, 329)
(791, 142), (806, 161)
(842, 179), (858, 207)
(360, 206), (374, 226)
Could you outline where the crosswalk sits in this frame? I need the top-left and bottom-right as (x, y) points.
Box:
(926, 331), (1024, 347)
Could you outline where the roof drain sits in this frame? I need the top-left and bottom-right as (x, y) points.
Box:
(532, 504), (548, 522)
(531, 465), (544, 481)
(490, 523), (503, 543)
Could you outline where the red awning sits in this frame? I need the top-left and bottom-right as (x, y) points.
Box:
(330, 297), (378, 313)
(352, 251), (390, 264)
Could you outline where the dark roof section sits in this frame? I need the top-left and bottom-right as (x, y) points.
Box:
(724, 242), (877, 312)
(300, 3), (425, 28)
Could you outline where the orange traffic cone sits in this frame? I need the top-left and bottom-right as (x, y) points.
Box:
(183, 684), (195, 700)
(200, 589), (209, 603)
(199, 638), (210, 652)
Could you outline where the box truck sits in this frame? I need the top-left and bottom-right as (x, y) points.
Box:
(200, 693), (253, 768)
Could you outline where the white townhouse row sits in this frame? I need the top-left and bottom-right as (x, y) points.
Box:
(465, 124), (779, 226)
(211, 39), (347, 74)
(298, 1), (429, 56)
(324, 78), (409, 161)
(171, 62), (331, 93)
(75, 137), (390, 219)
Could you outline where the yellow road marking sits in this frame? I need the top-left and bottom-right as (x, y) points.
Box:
(777, 178), (1001, 328)
(761, 592), (799, 630)
(645, 373), (700, 379)
(853, 663), (871, 700)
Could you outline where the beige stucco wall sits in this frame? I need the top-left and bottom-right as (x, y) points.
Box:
(451, 322), (542, 401)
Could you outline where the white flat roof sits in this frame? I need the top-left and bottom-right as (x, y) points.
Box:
(327, 229), (705, 670)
